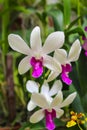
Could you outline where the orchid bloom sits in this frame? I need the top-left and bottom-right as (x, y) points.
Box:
(8, 26), (64, 78)
(47, 39), (81, 85)
(26, 80), (62, 111)
(29, 90), (76, 130)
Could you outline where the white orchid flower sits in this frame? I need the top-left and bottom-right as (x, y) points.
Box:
(47, 39), (81, 85)
(29, 90), (76, 130)
(26, 80), (62, 111)
(8, 26), (64, 78)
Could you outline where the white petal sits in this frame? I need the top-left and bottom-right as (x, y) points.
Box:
(30, 26), (42, 51)
(30, 109), (44, 123)
(31, 93), (49, 108)
(54, 49), (67, 64)
(18, 56), (31, 74)
(44, 55), (62, 71)
(51, 91), (63, 108)
(26, 80), (38, 93)
(27, 100), (36, 111)
(42, 31), (64, 54)
(47, 71), (59, 82)
(41, 81), (49, 95)
(49, 80), (63, 96)
(60, 92), (77, 108)
(68, 39), (81, 62)
(55, 108), (64, 118)
(8, 34), (31, 55)
(47, 60), (62, 81)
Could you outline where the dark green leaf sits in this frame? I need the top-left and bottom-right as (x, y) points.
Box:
(66, 26), (85, 36)
(63, 84), (84, 113)
(67, 16), (82, 30)
(19, 121), (45, 130)
(77, 50), (87, 112)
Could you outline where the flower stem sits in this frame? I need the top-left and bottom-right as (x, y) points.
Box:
(77, 121), (83, 130)
(77, 0), (81, 26)
(77, 0), (82, 42)
(1, 0), (10, 77)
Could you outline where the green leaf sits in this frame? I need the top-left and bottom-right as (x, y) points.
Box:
(63, 0), (71, 28)
(13, 6), (35, 14)
(71, 91), (84, 113)
(77, 50), (87, 112)
(67, 16), (82, 30)
(36, 11), (47, 25)
(66, 26), (85, 36)
(77, 50), (87, 96)
(55, 118), (66, 127)
(19, 121), (45, 130)
(0, 0), (3, 3)
(15, 86), (26, 106)
(63, 84), (84, 113)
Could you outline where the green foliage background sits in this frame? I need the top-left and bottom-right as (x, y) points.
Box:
(0, 0), (87, 129)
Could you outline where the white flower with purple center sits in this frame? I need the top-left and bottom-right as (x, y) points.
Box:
(8, 26), (64, 78)
(26, 80), (62, 111)
(29, 90), (76, 130)
(47, 39), (81, 85)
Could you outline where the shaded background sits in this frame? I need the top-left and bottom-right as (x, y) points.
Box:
(0, 0), (87, 129)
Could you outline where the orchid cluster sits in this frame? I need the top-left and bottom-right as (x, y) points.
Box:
(8, 26), (81, 130)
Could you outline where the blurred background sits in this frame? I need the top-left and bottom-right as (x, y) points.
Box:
(0, 0), (87, 129)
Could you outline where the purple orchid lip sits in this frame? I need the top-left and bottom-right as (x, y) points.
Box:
(82, 26), (87, 42)
(61, 64), (72, 85)
(82, 36), (86, 41)
(85, 26), (87, 32)
(30, 57), (43, 78)
(45, 109), (56, 130)
(82, 40), (87, 50)
(85, 51), (87, 56)
(61, 73), (72, 85)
